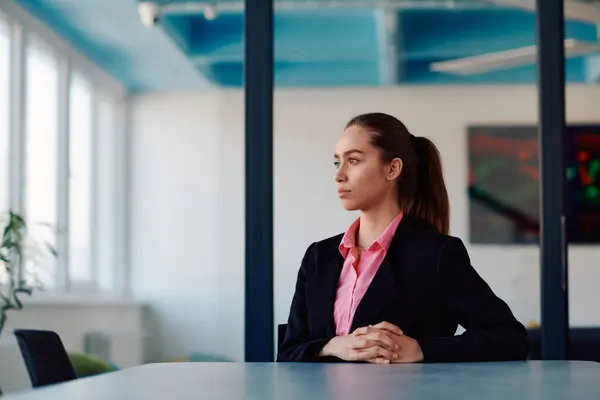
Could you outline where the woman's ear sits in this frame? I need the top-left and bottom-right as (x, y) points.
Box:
(387, 158), (403, 180)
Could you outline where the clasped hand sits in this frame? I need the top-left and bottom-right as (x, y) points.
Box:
(322, 321), (424, 364)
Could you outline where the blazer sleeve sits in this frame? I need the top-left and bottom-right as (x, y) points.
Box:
(276, 243), (337, 362)
(417, 237), (530, 363)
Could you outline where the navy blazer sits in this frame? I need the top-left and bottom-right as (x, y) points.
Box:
(277, 216), (530, 363)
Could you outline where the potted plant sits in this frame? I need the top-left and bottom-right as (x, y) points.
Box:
(0, 210), (56, 336)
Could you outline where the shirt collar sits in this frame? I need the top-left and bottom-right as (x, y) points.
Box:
(338, 217), (360, 258)
(338, 211), (404, 258)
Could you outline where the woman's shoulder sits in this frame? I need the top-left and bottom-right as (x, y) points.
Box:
(296, 232), (343, 265)
(303, 232), (345, 259)
(315, 232), (345, 248)
(393, 216), (467, 256)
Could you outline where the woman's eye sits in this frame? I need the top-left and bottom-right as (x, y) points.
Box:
(348, 158), (359, 165)
(333, 161), (340, 168)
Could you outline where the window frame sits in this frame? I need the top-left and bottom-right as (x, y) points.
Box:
(0, 16), (11, 215)
(0, 1), (128, 298)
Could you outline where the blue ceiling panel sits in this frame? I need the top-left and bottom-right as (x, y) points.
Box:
(208, 60), (380, 87)
(274, 61), (380, 87)
(401, 9), (598, 60)
(402, 9), (538, 58)
(162, 10), (378, 63)
(13, 0), (600, 91)
(272, 11), (378, 62)
(205, 62), (243, 86)
(185, 13), (243, 56)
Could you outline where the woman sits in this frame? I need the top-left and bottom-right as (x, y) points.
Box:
(276, 112), (529, 364)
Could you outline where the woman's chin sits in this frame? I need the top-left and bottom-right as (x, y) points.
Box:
(339, 199), (361, 211)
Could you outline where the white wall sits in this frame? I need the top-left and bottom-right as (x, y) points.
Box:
(130, 85), (600, 363)
(129, 92), (244, 363)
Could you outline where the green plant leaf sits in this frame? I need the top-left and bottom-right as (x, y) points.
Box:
(12, 213), (26, 228)
(15, 287), (32, 296)
(2, 225), (11, 241)
(1, 210), (55, 319)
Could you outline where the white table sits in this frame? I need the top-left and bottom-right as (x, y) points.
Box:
(3, 361), (600, 399)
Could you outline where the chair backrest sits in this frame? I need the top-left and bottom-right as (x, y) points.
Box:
(13, 329), (77, 387)
(527, 328), (600, 362)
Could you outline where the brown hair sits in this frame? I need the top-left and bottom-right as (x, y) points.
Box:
(346, 112), (450, 235)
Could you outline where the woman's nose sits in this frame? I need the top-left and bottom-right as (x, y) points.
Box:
(335, 168), (346, 183)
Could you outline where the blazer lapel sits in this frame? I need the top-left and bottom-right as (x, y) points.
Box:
(306, 250), (343, 337)
(349, 256), (400, 332)
(349, 216), (416, 332)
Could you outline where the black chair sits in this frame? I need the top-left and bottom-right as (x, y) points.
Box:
(527, 328), (600, 362)
(13, 329), (77, 387)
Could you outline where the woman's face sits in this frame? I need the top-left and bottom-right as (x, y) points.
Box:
(334, 125), (401, 211)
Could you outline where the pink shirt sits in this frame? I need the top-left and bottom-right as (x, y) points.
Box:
(333, 211), (404, 336)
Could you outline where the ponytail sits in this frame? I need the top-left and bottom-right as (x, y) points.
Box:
(408, 136), (450, 235)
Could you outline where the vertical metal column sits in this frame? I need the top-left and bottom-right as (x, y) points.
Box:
(536, 0), (569, 360)
(244, 0), (274, 362)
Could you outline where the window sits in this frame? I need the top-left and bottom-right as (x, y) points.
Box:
(0, 7), (126, 297)
(24, 41), (58, 288)
(95, 96), (117, 291)
(0, 21), (9, 214)
(68, 74), (93, 283)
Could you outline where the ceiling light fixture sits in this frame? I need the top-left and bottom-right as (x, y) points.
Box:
(430, 38), (600, 75)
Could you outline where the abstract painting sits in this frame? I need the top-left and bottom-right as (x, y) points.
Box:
(468, 125), (600, 244)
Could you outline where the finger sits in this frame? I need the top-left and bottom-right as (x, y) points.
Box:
(369, 357), (391, 364)
(349, 337), (369, 349)
(353, 323), (404, 337)
(352, 326), (371, 336)
(373, 321), (403, 336)
(350, 333), (398, 351)
(350, 327), (400, 350)
(350, 338), (381, 350)
(371, 331), (399, 350)
(352, 326), (390, 336)
(350, 346), (397, 362)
